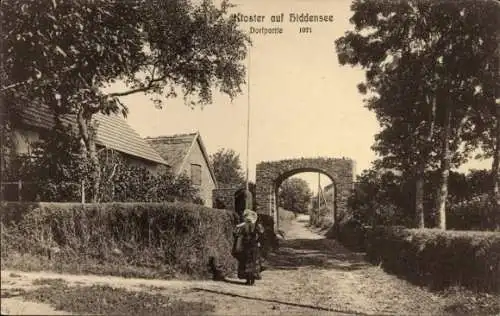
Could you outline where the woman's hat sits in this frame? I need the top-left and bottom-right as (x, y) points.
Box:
(243, 209), (258, 224)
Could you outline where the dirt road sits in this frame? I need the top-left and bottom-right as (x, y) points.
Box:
(1, 218), (458, 315)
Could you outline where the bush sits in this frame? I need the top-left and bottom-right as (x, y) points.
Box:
(1, 202), (238, 279)
(347, 168), (414, 227)
(365, 226), (500, 293)
(347, 167), (494, 229)
(310, 205), (334, 229)
(330, 216), (369, 252)
(3, 125), (202, 204)
(278, 178), (312, 214)
(107, 165), (201, 204)
(447, 195), (499, 231)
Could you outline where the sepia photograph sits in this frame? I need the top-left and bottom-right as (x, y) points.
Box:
(1, 0), (499, 315)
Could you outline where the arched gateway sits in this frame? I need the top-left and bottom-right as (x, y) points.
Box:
(255, 157), (356, 230)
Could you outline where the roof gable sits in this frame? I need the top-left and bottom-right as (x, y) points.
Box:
(146, 132), (218, 187)
(193, 133), (218, 187)
(145, 133), (197, 174)
(15, 105), (168, 165)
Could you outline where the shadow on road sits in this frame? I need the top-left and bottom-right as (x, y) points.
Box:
(191, 287), (377, 316)
(267, 238), (371, 271)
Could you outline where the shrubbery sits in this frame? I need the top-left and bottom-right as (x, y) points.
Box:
(447, 195), (499, 231)
(364, 226), (500, 293)
(348, 167), (498, 230)
(348, 169), (414, 227)
(310, 205), (334, 229)
(329, 215), (368, 252)
(100, 163), (203, 204)
(1, 202), (238, 279)
(278, 178), (312, 214)
(2, 121), (202, 204)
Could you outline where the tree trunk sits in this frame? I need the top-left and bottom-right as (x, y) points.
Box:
(436, 107), (452, 230)
(492, 101), (500, 229)
(415, 163), (425, 228)
(77, 108), (100, 203)
(415, 93), (437, 229)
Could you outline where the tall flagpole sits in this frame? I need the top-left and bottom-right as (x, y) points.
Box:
(245, 46), (251, 192)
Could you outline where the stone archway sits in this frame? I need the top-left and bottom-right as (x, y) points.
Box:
(255, 157), (355, 230)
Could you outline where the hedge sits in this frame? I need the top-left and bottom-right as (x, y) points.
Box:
(365, 226), (500, 293)
(1, 202), (239, 279)
(330, 217), (369, 252)
(447, 196), (499, 231)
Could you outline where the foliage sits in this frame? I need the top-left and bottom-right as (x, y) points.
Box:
(2, 0), (249, 105)
(336, 0), (500, 227)
(2, 131), (202, 203)
(210, 148), (245, 187)
(364, 226), (500, 293)
(331, 216), (368, 252)
(1, 0), (250, 201)
(348, 165), (497, 229)
(278, 177), (312, 214)
(98, 149), (202, 204)
(348, 168), (413, 227)
(1, 202), (238, 279)
(310, 203), (335, 229)
(105, 165), (202, 204)
(1, 120), (89, 202)
(0, 116), (16, 181)
(448, 195), (498, 231)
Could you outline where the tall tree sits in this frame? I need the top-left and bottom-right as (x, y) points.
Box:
(336, 0), (499, 229)
(210, 148), (245, 187)
(1, 0), (250, 202)
(465, 2), (500, 210)
(278, 177), (312, 214)
(348, 166), (413, 226)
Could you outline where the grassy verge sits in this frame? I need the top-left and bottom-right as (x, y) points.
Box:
(4, 278), (214, 316)
(440, 287), (500, 315)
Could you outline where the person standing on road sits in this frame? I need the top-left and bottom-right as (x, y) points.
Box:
(232, 209), (264, 285)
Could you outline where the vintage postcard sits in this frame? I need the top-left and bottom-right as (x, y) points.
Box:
(1, 0), (499, 315)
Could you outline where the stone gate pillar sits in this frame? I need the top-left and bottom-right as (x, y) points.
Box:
(255, 165), (272, 216)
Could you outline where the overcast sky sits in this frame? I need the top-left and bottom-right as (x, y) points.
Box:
(111, 0), (491, 193)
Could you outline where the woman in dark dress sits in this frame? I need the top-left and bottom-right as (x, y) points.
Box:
(233, 209), (264, 285)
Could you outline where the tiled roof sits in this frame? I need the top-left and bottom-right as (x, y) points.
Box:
(92, 113), (168, 165)
(145, 132), (218, 187)
(18, 104), (76, 132)
(15, 105), (168, 165)
(145, 133), (198, 174)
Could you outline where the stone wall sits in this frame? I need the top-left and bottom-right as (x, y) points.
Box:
(212, 184), (256, 212)
(255, 157), (355, 229)
(212, 187), (238, 210)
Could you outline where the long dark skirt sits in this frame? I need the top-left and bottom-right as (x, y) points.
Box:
(236, 244), (261, 280)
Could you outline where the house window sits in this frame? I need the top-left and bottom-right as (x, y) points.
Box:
(191, 164), (202, 185)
